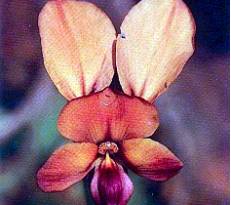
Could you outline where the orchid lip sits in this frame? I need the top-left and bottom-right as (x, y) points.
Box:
(91, 151), (134, 205)
(98, 141), (119, 155)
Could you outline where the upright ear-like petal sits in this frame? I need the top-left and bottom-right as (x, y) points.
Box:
(39, 0), (116, 100)
(116, 0), (195, 102)
(58, 88), (159, 143)
(37, 143), (97, 192)
(121, 138), (183, 181)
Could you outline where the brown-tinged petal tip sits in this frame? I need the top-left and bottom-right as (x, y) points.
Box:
(121, 138), (183, 181)
(37, 143), (97, 192)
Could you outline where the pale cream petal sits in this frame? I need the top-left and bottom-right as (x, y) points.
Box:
(116, 0), (195, 102)
(39, 0), (116, 100)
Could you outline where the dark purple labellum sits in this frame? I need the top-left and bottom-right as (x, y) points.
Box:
(91, 154), (134, 205)
(98, 161), (123, 205)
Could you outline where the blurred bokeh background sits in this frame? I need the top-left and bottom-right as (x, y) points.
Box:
(0, 0), (229, 204)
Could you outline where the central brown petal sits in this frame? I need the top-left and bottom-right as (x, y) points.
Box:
(58, 88), (159, 143)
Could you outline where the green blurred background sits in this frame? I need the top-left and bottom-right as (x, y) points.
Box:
(0, 0), (229, 204)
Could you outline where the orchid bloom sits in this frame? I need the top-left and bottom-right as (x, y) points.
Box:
(37, 0), (195, 204)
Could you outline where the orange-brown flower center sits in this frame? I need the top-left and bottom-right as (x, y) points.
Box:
(98, 141), (118, 155)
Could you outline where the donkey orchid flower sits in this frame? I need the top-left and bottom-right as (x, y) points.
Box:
(37, 0), (195, 204)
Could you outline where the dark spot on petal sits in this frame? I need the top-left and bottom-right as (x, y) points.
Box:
(121, 33), (126, 39)
(164, 82), (168, 89)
